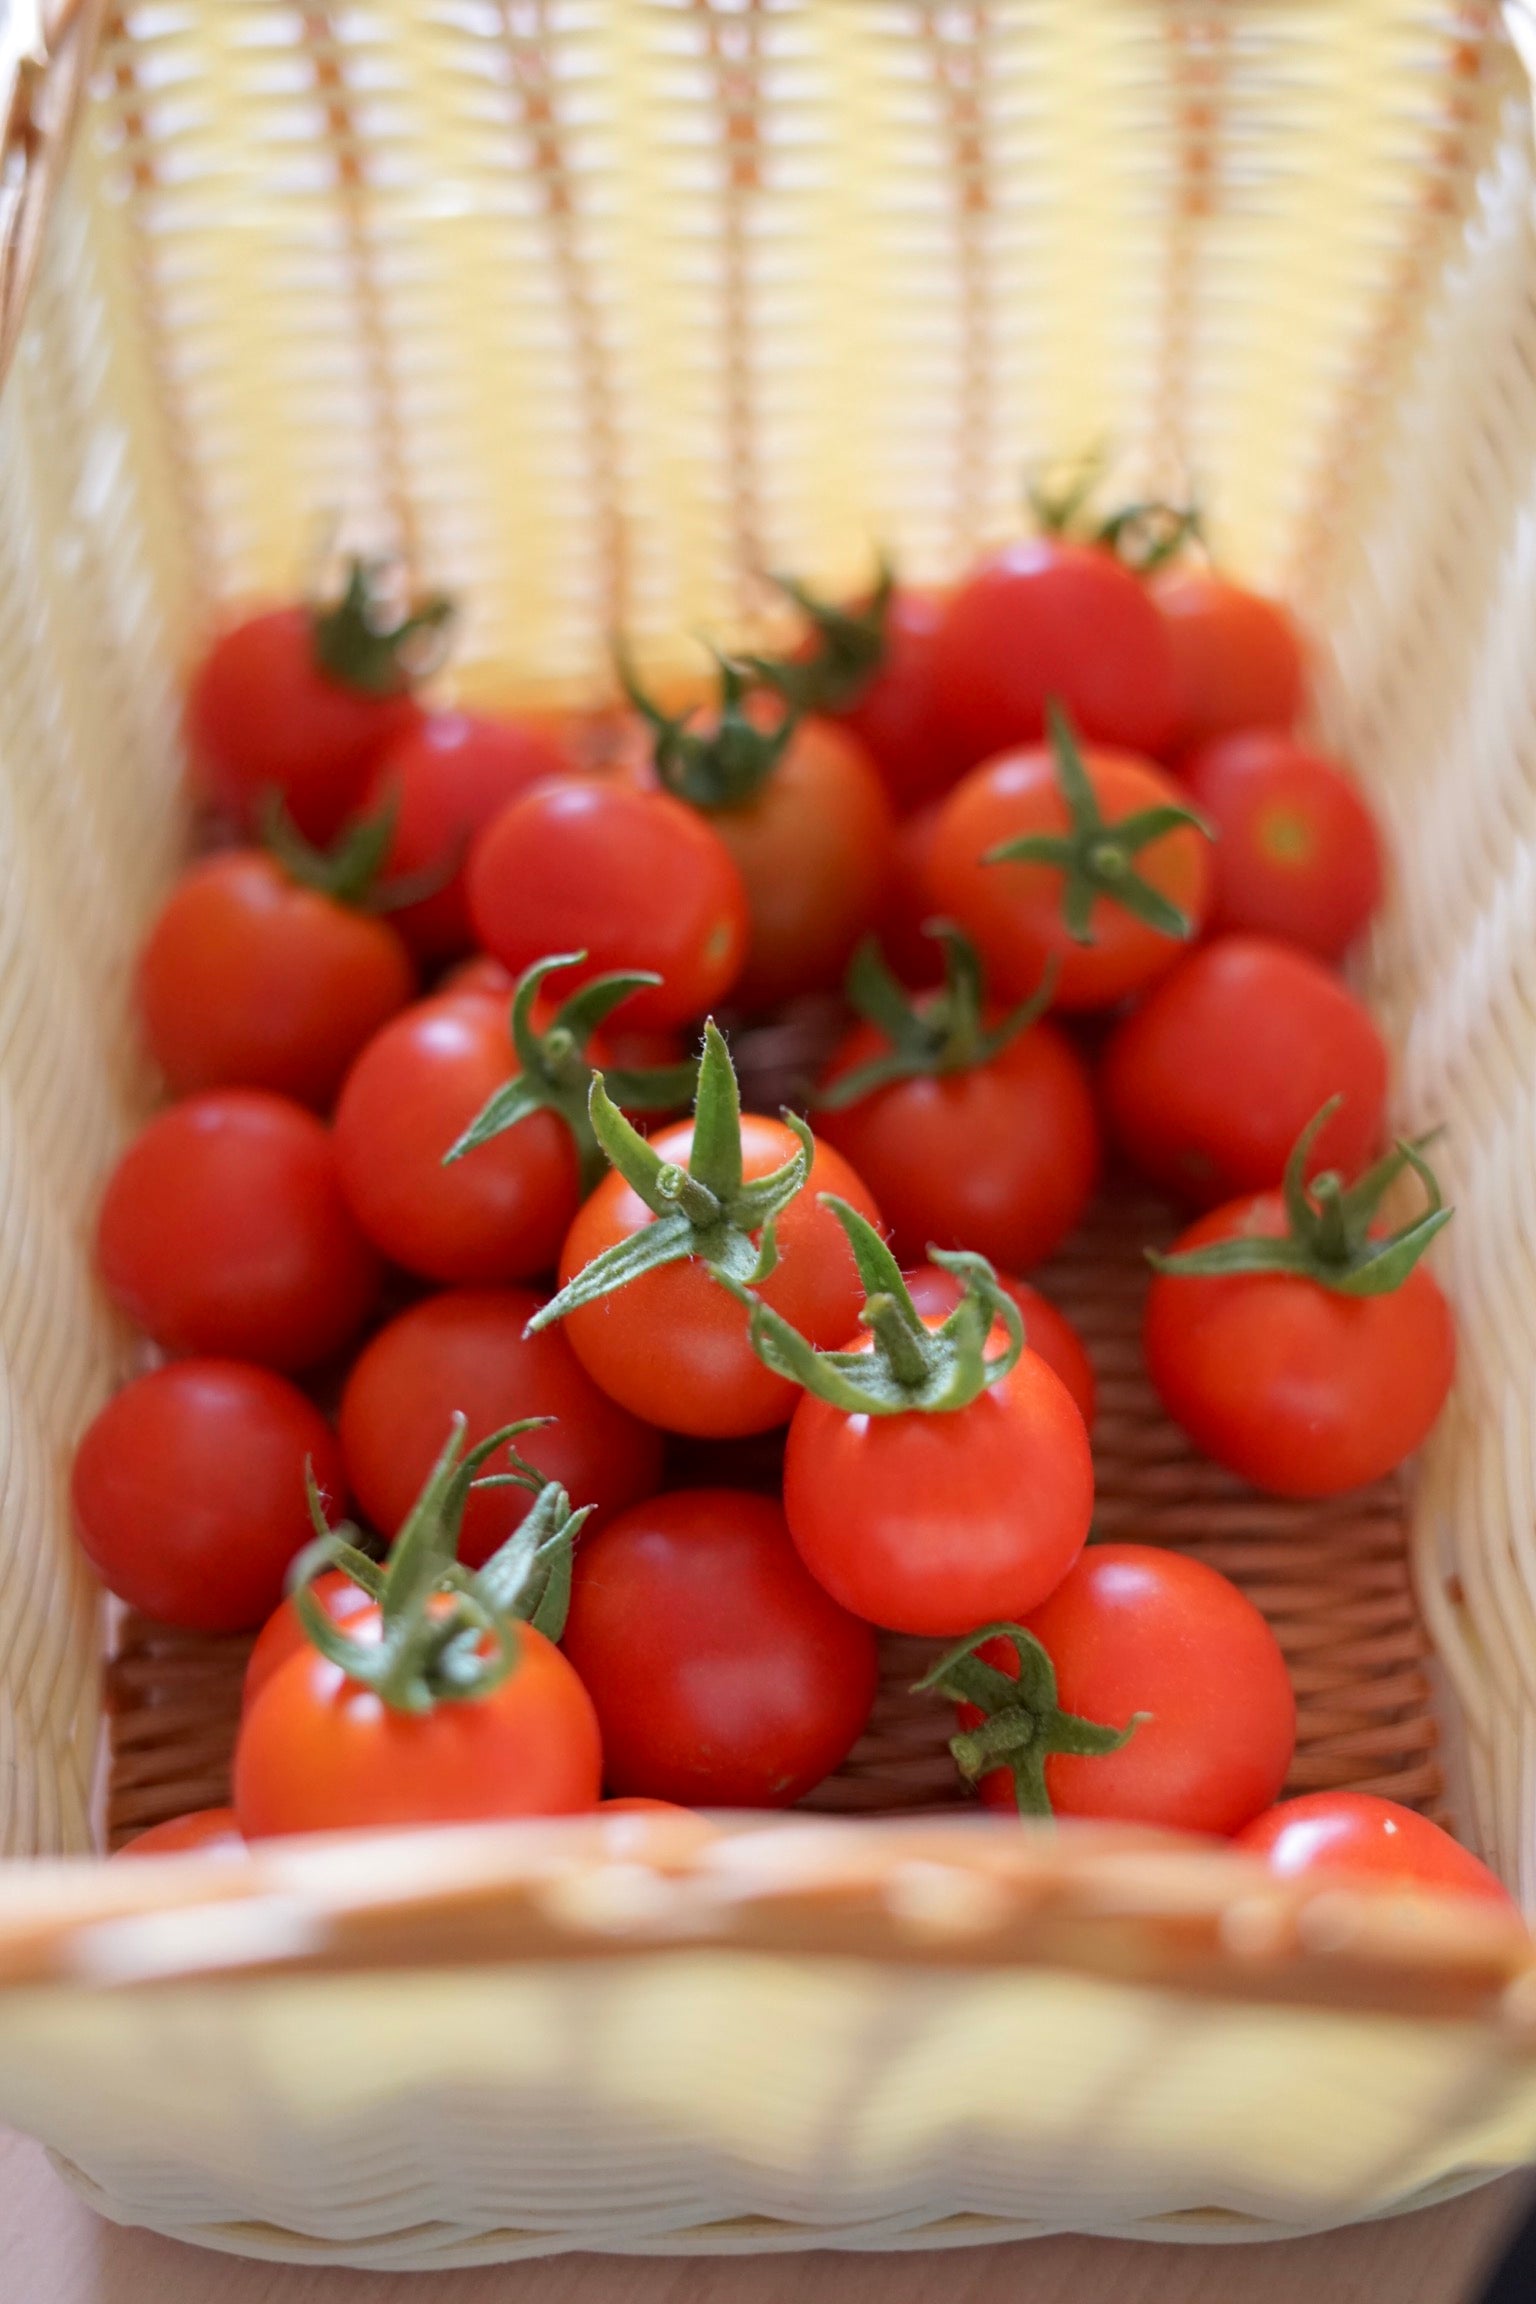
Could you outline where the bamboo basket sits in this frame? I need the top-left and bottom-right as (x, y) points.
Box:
(4, 0), (1536, 2266)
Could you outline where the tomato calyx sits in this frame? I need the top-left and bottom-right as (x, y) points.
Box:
(1147, 1098), (1454, 1298)
(620, 645), (800, 810)
(987, 701), (1213, 945)
(260, 790), (455, 917)
(444, 951), (700, 1193)
(728, 1196), (1023, 1414)
(1028, 448), (1202, 576)
(529, 1019), (811, 1330)
(914, 1622), (1142, 1819)
(745, 556), (895, 715)
(818, 926), (1057, 1109)
(309, 556), (455, 698)
(289, 1414), (587, 1709)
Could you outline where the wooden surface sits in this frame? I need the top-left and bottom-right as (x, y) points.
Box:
(0, 2129), (1527, 2304)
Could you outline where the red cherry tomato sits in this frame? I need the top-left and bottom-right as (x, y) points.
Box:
(558, 1123), (881, 1439)
(234, 1615), (602, 1837)
(830, 588), (981, 813)
(1151, 569), (1305, 753)
(904, 1263), (1096, 1430)
(1143, 1190), (1455, 1496)
(113, 1808), (245, 1858)
(96, 1092), (379, 1371)
(817, 1012), (1098, 1274)
(135, 851), (415, 1109)
(71, 1360), (347, 1633)
(467, 778), (748, 1029)
(367, 709), (577, 961)
(875, 802), (947, 988)
(782, 1329), (1092, 1636)
(1181, 731), (1384, 962)
(1100, 935), (1389, 1206)
(339, 1286), (664, 1568)
(186, 606), (420, 843)
(244, 1568), (381, 1712)
(706, 718), (895, 1011)
(561, 1489), (880, 1807)
(927, 744), (1212, 1009)
(968, 1546), (1295, 1832)
(932, 540), (1177, 761)
(1235, 1793), (1515, 1910)
(332, 994), (580, 1284)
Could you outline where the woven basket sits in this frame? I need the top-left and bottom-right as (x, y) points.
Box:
(4, 0), (1536, 2266)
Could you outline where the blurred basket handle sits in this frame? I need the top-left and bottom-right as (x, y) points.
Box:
(0, 0), (108, 390)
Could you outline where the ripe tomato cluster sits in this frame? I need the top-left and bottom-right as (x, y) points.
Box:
(84, 529), (1505, 1911)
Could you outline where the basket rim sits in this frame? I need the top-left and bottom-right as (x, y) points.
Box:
(0, 0), (105, 393)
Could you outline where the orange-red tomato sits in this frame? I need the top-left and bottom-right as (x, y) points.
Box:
(904, 1263), (1096, 1431)
(1181, 731), (1384, 962)
(828, 587), (980, 813)
(1151, 569), (1305, 754)
(234, 1615), (602, 1838)
(368, 709), (577, 961)
(113, 1808), (245, 1859)
(339, 1286), (664, 1568)
(557, 1122), (882, 1439)
(244, 1568), (380, 1713)
(1235, 1794), (1516, 1910)
(926, 744), (1212, 1010)
(136, 851), (416, 1109)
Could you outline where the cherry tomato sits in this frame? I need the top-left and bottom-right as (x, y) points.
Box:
(1235, 1793), (1515, 1910)
(875, 801), (947, 988)
(244, 1568), (381, 1712)
(830, 587), (981, 813)
(1100, 935), (1388, 1206)
(135, 851), (415, 1109)
(932, 540), (1177, 761)
(97, 1091), (380, 1371)
(782, 1329), (1092, 1636)
(561, 1489), (879, 1806)
(1181, 731), (1384, 962)
(113, 1808), (245, 1859)
(186, 607), (421, 844)
(707, 718), (895, 1012)
(339, 1286), (664, 1568)
(234, 1615), (602, 1837)
(71, 1360), (347, 1633)
(558, 1123), (881, 1439)
(968, 1546), (1295, 1832)
(1143, 1191), (1454, 1496)
(1151, 568), (1305, 753)
(817, 1011), (1098, 1275)
(367, 709), (577, 961)
(905, 1263), (1096, 1430)
(467, 778), (748, 1029)
(332, 994), (579, 1284)
(927, 744), (1212, 1009)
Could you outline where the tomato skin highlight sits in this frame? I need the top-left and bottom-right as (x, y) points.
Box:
(1151, 569), (1305, 754)
(1181, 731), (1384, 962)
(782, 1335), (1093, 1637)
(97, 1091), (380, 1372)
(113, 1808), (245, 1858)
(904, 1263), (1096, 1431)
(927, 743), (1212, 1010)
(367, 709), (577, 961)
(467, 778), (749, 1030)
(339, 1286), (664, 1568)
(187, 607), (420, 844)
(332, 994), (580, 1284)
(1143, 1191), (1455, 1497)
(1100, 934), (1388, 1207)
(1235, 1793), (1515, 1910)
(970, 1545), (1296, 1833)
(932, 540), (1178, 762)
(561, 1489), (880, 1807)
(234, 1616), (602, 1837)
(832, 588), (980, 813)
(244, 1568), (381, 1712)
(71, 1360), (347, 1634)
(817, 1013), (1098, 1275)
(558, 1122), (881, 1439)
(136, 851), (416, 1110)
(708, 719), (895, 1011)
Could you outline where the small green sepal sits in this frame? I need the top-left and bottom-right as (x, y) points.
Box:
(744, 555), (895, 715)
(309, 556), (455, 697)
(618, 643), (799, 811)
(817, 926), (1057, 1109)
(914, 1621), (1143, 1819)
